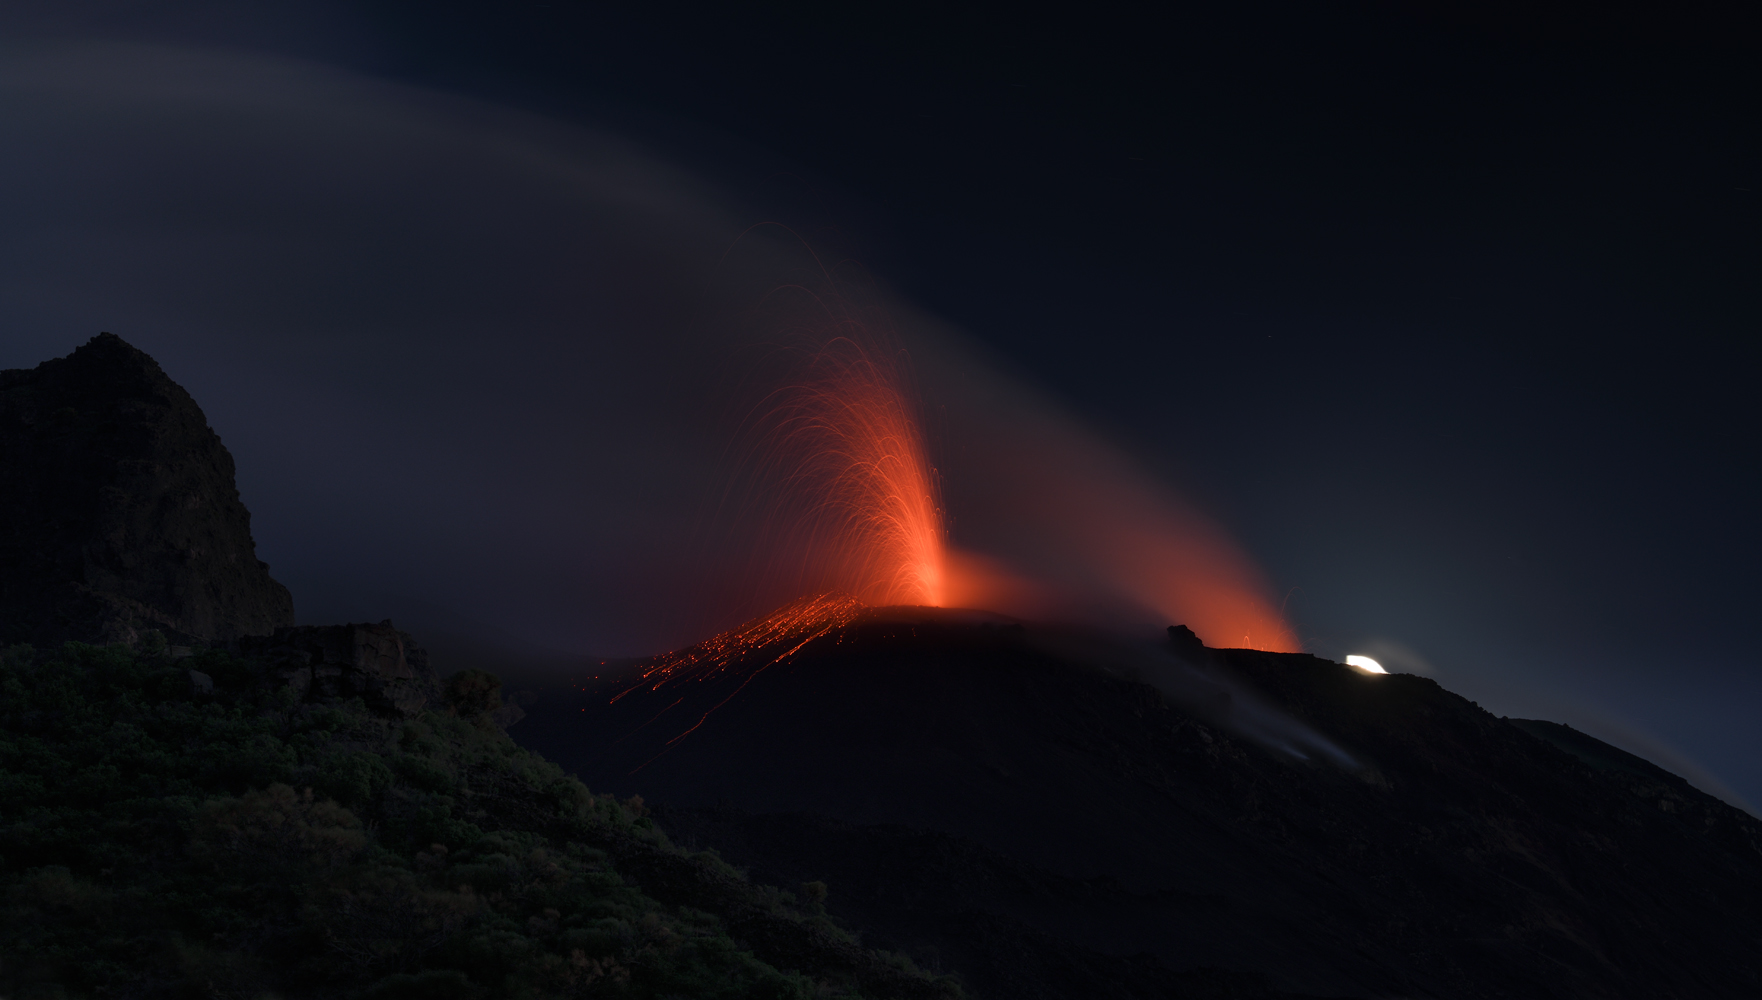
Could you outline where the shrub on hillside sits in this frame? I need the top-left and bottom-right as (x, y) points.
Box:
(0, 642), (957, 1000)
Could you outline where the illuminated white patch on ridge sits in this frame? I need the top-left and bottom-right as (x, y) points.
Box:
(1345, 655), (1387, 674)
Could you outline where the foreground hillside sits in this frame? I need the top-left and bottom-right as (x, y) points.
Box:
(0, 635), (958, 1000)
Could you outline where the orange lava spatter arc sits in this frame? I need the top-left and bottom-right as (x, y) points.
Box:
(731, 332), (946, 608)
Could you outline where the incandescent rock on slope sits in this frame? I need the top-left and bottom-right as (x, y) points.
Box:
(0, 333), (293, 646)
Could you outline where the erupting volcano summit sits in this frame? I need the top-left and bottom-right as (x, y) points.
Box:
(732, 333), (946, 609)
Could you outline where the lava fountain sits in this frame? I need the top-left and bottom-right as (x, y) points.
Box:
(727, 330), (946, 609)
(613, 286), (949, 757)
(692, 235), (1297, 655)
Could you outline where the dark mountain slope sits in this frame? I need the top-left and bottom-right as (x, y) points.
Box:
(1507, 717), (1705, 789)
(514, 602), (1762, 1000)
(0, 333), (294, 646)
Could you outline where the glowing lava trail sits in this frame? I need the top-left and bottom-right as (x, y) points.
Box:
(610, 593), (866, 765)
(734, 333), (946, 607)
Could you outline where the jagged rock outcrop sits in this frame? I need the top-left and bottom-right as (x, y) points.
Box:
(1166, 623), (1206, 660)
(238, 621), (439, 718)
(0, 333), (294, 646)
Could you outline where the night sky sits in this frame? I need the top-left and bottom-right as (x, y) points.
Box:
(2, 2), (1757, 810)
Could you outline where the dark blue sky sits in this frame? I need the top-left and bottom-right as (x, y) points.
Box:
(1, 1), (1757, 809)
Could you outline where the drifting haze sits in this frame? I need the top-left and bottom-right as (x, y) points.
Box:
(0, 41), (1293, 656)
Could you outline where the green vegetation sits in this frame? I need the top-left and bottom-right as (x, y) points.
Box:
(0, 642), (957, 1000)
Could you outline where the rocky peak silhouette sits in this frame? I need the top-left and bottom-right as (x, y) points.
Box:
(0, 333), (294, 646)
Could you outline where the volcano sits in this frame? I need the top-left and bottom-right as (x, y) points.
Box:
(511, 599), (1762, 1000)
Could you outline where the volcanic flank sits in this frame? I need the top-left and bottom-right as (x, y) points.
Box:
(513, 599), (1762, 1000)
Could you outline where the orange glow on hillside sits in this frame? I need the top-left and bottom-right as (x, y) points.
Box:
(612, 593), (866, 754)
(941, 540), (1298, 652)
(926, 387), (1302, 651)
(616, 593), (866, 705)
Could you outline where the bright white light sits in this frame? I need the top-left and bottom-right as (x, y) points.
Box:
(1345, 655), (1387, 674)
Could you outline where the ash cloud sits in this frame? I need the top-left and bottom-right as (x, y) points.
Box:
(0, 40), (749, 653)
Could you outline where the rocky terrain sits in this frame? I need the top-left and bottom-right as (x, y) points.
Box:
(238, 621), (448, 721)
(0, 333), (294, 647)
